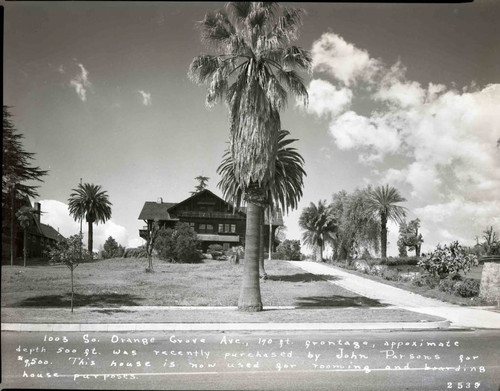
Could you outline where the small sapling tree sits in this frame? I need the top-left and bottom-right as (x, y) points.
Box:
(145, 220), (160, 271)
(47, 233), (91, 312)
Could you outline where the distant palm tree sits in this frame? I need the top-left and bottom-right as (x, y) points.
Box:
(299, 200), (337, 262)
(365, 185), (407, 259)
(190, 3), (311, 311)
(68, 183), (112, 254)
(15, 206), (37, 267)
(218, 129), (306, 276)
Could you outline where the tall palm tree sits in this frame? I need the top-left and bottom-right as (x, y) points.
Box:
(299, 200), (337, 262)
(68, 183), (112, 254)
(364, 185), (407, 259)
(218, 129), (306, 276)
(190, 3), (311, 311)
(15, 206), (37, 267)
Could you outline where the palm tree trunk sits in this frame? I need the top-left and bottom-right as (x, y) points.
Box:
(238, 201), (263, 312)
(10, 189), (15, 266)
(319, 242), (324, 262)
(381, 213), (388, 259)
(88, 221), (93, 257)
(259, 209), (267, 279)
(23, 230), (27, 267)
(70, 266), (74, 313)
(268, 212), (273, 262)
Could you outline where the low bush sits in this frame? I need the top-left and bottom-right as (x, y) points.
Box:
(412, 274), (440, 289)
(456, 279), (481, 298)
(379, 256), (420, 266)
(123, 246), (147, 258)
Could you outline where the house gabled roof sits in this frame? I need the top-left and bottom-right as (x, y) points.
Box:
(167, 189), (246, 217)
(138, 201), (178, 221)
(39, 224), (65, 241)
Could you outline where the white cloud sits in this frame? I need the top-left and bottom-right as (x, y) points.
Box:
(138, 90), (152, 106)
(38, 200), (142, 250)
(328, 111), (402, 162)
(311, 33), (380, 86)
(306, 79), (352, 118)
(70, 63), (92, 101)
(307, 33), (500, 251)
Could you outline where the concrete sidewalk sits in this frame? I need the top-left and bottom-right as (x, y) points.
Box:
(292, 261), (500, 329)
(1, 305), (449, 332)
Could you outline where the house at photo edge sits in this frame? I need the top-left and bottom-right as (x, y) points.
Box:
(138, 189), (283, 252)
(1, 201), (65, 262)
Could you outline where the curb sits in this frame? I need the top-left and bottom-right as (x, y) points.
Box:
(1, 320), (451, 332)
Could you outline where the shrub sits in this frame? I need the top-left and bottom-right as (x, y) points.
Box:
(275, 239), (302, 261)
(382, 269), (399, 281)
(207, 244), (224, 258)
(418, 241), (478, 278)
(154, 223), (201, 263)
(456, 279), (480, 298)
(123, 246), (147, 258)
(379, 256), (420, 266)
(412, 273), (440, 288)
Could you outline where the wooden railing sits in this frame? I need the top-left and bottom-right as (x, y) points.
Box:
(176, 211), (242, 219)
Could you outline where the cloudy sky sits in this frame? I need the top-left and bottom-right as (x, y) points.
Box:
(4, 1), (499, 255)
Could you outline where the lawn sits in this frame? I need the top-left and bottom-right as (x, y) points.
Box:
(1, 257), (385, 308)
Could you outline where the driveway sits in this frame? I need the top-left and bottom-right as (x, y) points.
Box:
(291, 261), (500, 329)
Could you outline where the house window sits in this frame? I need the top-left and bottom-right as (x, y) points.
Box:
(225, 224), (230, 232)
(223, 243), (230, 250)
(199, 224), (214, 234)
(189, 222), (195, 230)
(231, 224), (236, 233)
(218, 224), (223, 233)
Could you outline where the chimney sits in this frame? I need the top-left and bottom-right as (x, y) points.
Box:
(34, 202), (41, 223)
(157, 197), (163, 204)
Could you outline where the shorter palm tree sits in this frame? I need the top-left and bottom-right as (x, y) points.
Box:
(299, 200), (337, 262)
(218, 130), (306, 276)
(15, 206), (37, 267)
(68, 183), (112, 255)
(364, 185), (407, 259)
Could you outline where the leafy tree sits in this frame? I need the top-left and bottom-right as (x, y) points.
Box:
(3, 106), (48, 265)
(299, 200), (337, 262)
(154, 223), (200, 263)
(102, 236), (125, 259)
(68, 183), (112, 254)
(15, 206), (38, 267)
(218, 129), (306, 278)
(397, 219), (424, 257)
(330, 188), (380, 261)
(190, 3), (310, 311)
(365, 185), (407, 259)
(191, 175), (210, 196)
(275, 239), (301, 261)
(47, 234), (92, 312)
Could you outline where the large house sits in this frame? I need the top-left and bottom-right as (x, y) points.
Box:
(138, 189), (283, 252)
(2, 200), (65, 262)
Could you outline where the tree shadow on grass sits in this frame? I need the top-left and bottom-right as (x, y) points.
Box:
(267, 273), (341, 283)
(294, 295), (388, 308)
(13, 293), (144, 308)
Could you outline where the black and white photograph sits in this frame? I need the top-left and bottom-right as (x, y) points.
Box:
(2, 1), (500, 390)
